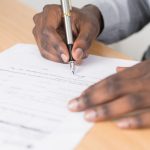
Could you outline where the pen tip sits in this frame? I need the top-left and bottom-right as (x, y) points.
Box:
(70, 61), (75, 75)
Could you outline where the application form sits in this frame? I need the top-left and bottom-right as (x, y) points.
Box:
(0, 44), (138, 150)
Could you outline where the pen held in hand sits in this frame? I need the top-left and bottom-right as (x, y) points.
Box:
(61, 0), (75, 74)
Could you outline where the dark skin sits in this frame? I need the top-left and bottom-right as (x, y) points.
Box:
(33, 4), (102, 64)
(69, 62), (150, 129)
(33, 5), (150, 129)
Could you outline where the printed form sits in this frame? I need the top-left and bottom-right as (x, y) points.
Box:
(0, 44), (137, 150)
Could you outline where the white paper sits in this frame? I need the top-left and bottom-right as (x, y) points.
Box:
(0, 44), (138, 150)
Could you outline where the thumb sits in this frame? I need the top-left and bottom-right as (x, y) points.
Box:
(72, 29), (94, 61)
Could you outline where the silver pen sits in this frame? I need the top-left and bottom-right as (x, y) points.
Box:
(61, 0), (75, 74)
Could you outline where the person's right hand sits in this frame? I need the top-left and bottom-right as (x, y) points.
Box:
(33, 4), (103, 63)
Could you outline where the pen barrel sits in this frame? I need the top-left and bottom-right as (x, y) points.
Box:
(61, 0), (74, 61)
(61, 0), (73, 45)
(68, 44), (74, 61)
(64, 16), (73, 45)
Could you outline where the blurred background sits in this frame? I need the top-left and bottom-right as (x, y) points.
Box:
(20, 0), (150, 60)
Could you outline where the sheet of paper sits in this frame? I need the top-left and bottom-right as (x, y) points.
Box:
(0, 44), (138, 150)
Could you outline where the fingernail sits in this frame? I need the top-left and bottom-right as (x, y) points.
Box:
(117, 120), (130, 129)
(75, 48), (84, 60)
(68, 100), (79, 111)
(61, 54), (68, 63)
(85, 110), (96, 121)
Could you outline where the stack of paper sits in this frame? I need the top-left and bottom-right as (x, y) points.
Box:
(0, 44), (137, 150)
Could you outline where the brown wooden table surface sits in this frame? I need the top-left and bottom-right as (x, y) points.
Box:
(1, 0), (150, 150)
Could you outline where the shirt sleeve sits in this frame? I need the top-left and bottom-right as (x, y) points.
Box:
(91, 0), (150, 44)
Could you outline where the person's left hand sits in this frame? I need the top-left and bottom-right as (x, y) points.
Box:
(68, 60), (150, 129)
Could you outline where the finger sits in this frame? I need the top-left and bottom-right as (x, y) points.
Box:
(116, 61), (149, 79)
(33, 5), (69, 63)
(34, 18), (69, 62)
(33, 13), (42, 24)
(117, 67), (128, 73)
(33, 27), (62, 62)
(41, 27), (69, 62)
(68, 75), (145, 112)
(43, 5), (62, 29)
(117, 111), (150, 129)
(43, 5), (69, 62)
(41, 49), (63, 62)
(75, 52), (88, 65)
(33, 12), (43, 36)
(84, 92), (150, 122)
(72, 22), (98, 61)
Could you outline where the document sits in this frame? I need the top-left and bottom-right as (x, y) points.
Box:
(0, 44), (138, 150)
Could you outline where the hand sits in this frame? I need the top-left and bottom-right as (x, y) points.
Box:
(33, 4), (103, 63)
(68, 60), (150, 129)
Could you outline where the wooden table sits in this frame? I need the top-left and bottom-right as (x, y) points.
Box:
(1, 0), (150, 150)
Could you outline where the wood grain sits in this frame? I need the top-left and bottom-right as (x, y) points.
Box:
(1, 0), (150, 150)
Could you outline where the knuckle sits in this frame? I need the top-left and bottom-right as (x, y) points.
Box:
(126, 94), (142, 109)
(33, 13), (41, 23)
(43, 4), (51, 12)
(105, 77), (122, 96)
(82, 94), (92, 108)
